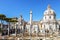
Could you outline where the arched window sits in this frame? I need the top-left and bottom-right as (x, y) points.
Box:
(59, 25), (60, 30)
(40, 39), (42, 40)
(44, 25), (45, 28)
(49, 16), (51, 19)
(45, 16), (46, 19)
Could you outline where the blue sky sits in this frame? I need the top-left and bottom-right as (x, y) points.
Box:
(0, 0), (60, 21)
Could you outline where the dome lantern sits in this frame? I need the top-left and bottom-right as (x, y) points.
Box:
(44, 5), (56, 16)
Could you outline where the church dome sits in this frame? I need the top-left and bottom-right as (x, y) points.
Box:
(44, 5), (56, 16)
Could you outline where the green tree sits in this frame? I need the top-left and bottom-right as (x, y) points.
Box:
(0, 14), (6, 34)
(11, 17), (18, 37)
(5, 17), (18, 36)
(4, 18), (12, 36)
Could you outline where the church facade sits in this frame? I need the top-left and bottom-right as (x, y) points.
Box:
(13, 5), (60, 40)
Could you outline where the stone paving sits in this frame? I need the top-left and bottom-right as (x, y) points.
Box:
(0, 33), (60, 40)
(0, 36), (60, 40)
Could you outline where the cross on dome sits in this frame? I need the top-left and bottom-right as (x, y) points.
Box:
(47, 4), (51, 10)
